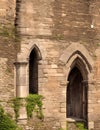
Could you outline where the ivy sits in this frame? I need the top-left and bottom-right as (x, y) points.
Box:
(1, 94), (44, 124)
(12, 97), (22, 121)
(76, 122), (88, 130)
(58, 128), (64, 130)
(0, 24), (20, 42)
(26, 94), (44, 119)
(0, 105), (22, 130)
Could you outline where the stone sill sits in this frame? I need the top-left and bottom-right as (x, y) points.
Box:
(66, 117), (86, 123)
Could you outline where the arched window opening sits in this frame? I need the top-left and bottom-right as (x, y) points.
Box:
(67, 67), (87, 120)
(29, 49), (38, 94)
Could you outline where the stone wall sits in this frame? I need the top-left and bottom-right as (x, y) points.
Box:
(0, 0), (100, 130)
(0, 0), (19, 114)
(0, 0), (16, 25)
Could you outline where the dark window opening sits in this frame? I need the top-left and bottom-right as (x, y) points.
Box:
(67, 67), (87, 120)
(29, 49), (38, 94)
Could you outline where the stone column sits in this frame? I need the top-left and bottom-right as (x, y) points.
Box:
(15, 62), (28, 123)
(88, 80), (95, 130)
(15, 62), (29, 97)
(66, 81), (69, 119)
(82, 80), (88, 121)
(64, 81), (69, 130)
(82, 80), (95, 130)
(57, 80), (68, 130)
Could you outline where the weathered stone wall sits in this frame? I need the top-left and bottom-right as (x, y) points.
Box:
(0, 0), (19, 114)
(15, 0), (100, 129)
(0, 0), (16, 25)
(0, 0), (100, 130)
(16, 0), (99, 43)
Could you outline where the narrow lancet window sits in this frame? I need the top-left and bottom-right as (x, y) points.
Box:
(67, 67), (87, 120)
(29, 49), (38, 94)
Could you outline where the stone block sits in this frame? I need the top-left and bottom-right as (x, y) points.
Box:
(88, 122), (94, 130)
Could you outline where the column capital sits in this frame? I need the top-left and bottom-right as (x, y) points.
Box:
(82, 80), (88, 83)
(66, 81), (69, 85)
(14, 61), (28, 65)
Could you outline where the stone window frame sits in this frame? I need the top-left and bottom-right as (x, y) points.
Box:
(59, 43), (94, 129)
(15, 44), (42, 97)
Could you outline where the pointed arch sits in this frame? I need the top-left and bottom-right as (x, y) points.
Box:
(59, 43), (94, 72)
(66, 57), (88, 121)
(29, 47), (39, 94)
(67, 66), (84, 119)
(15, 43), (42, 97)
(17, 44), (42, 63)
(69, 56), (88, 80)
(28, 44), (42, 60)
(61, 43), (94, 125)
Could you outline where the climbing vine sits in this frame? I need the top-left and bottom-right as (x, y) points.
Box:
(0, 94), (44, 125)
(0, 24), (20, 42)
(12, 97), (22, 121)
(26, 94), (44, 119)
(76, 122), (88, 130)
(0, 105), (22, 130)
